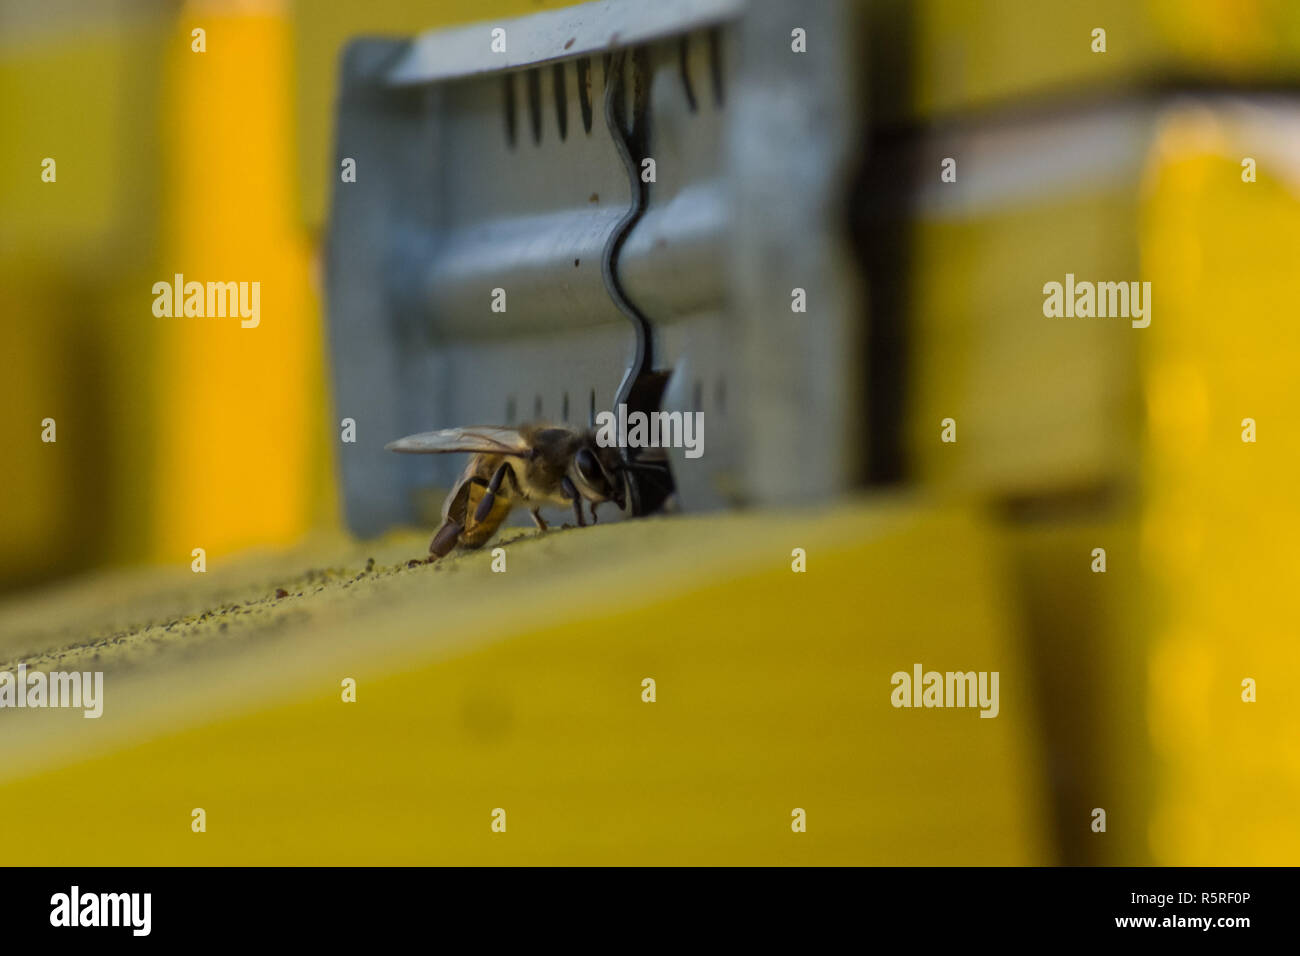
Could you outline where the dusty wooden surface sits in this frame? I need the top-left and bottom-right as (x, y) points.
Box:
(0, 504), (1052, 864)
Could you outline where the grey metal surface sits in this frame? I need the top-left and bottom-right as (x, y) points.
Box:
(326, 0), (866, 535)
(386, 0), (743, 85)
(726, 0), (866, 505)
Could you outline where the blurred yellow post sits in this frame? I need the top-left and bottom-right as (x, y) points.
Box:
(150, 0), (326, 562)
(1139, 106), (1300, 864)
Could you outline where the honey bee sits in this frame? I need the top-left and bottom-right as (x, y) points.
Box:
(386, 423), (629, 558)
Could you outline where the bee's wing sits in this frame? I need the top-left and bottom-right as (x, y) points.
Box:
(385, 426), (531, 456)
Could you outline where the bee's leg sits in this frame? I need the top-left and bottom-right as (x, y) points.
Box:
(474, 462), (512, 523)
(589, 501), (599, 524)
(529, 509), (549, 531)
(560, 476), (586, 527)
(429, 519), (464, 559)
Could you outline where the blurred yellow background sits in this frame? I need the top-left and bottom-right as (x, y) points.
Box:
(1, 0), (1297, 866)
(0, 0), (574, 589)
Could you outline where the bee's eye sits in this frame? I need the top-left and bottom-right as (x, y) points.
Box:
(575, 448), (604, 489)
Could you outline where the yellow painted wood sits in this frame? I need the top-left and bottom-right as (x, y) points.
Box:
(881, 0), (1300, 122)
(0, 504), (1050, 865)
(1139, 109), (1300, 865)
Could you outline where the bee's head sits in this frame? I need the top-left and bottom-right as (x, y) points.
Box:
(570, 442), (626, 510)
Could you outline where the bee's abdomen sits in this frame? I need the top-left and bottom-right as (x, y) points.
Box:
(460, 480), (513, 549)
